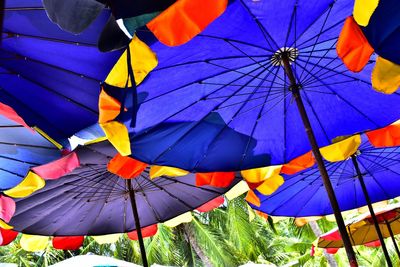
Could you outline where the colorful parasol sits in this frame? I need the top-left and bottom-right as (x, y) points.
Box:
(248, 122), (400, 265)
(100, 1), (400, 264)
(336, 0), (400, 94)
(5, 140), (244, 267)
(0, 102), (60, 191)
(0, 0), (122, 147)
(316, 203), (400, 260)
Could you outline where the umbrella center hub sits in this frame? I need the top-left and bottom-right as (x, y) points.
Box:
(271, 47), (299, 66)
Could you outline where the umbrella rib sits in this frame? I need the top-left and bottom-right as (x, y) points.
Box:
(296, 18), (345, 49)
(2, 31), (97, 47)
(293, 60), (380, 128)
(258, 89), (292, 118)
(160, 176), (228, 195)
(300, 90), (331, 143)
(0, 141), (56, 149)
(217, 91), (284, 110)
(0, 48), (102, 82)
(151, 65), (271, 165)
(300, 41), (342, 85)
(291, 1), (337, 47)
(240, 66), (285, 168)
(0, 154), (44, 166)
(4, 7), (44, 11)
(153, 55), (269, 72)
(295, 56), (371, 85)
(141, 59), (272, 104)
(223, 39), (286, 84)
(360, 155), (400, 177)
(303, 80), (357, 90)
(238, 0), (279, 51)
(136, 62), (271, 145)
(294, 162), (347, 216)
(198, 34), (275, 53)
(144, 177), (194, 210)
(0, 167), (25, 177)
(284, 2), (297, 47)
(206, 60), (284, 84)
(83, 165), (127, 191)
(302, 64), (354, 88)
(0, 86), (75, 137)
(298, 4), (333, 80)
(133, 178), (162, 222)
(200, 82), (285, 90)
(0, 125), (23, 128)
(0, 65), (98, 114)
(299, 37), (338, 51)
(357, 159), (392, 201)
(87, 173), (125, 230)
(264, 161), (342, 215)
(360, 149), (396, 174)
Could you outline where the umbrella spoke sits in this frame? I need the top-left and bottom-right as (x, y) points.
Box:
(298, 4), (334, 80)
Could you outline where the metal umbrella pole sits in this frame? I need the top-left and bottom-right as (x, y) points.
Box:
(127, 179), (149, 267)
(351, 155), (392, 266)
(281, 53), (358, 267)
(385, 218), (400, 259)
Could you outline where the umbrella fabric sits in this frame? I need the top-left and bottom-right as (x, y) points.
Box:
(248, 127), (400, 217)
(336, 0), (400, 93)
(317, 203), (400, 248)
(8, 140), (241, 236)
(0, 103), (60, 190)
(0, 0), (121, 146)
(101, 0), (400, 173)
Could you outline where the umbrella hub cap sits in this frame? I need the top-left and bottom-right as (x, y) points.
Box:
(271, 47), (299, 66)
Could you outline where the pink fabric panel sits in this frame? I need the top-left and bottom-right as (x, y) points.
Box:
(32, 152), (80, 180)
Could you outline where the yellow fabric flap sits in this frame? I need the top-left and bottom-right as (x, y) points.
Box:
(320, 135), (361, 162)
(4, 171), (45, 198)
(372, 56), (400, 94)
(149, 166), (189, 179)
(92, 234), (122, 244)
(100, 121), (131, 156)
(353, 0), (379, 26)
(256, 175), (284, 195)
(0, 220), (13, 230)
(225, 181), (250, 200)
(241, 165), (282, 183)
(33, 127), (62, 150)
(357, 200), (388, 214)
(105, 35), (158, 88)
(164, 212), (193, 227)
(20, 235), (49, 252)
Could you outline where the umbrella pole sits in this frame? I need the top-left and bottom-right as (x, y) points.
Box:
(351, 155), (392, 266)
(385, 219), (400, 259)
(127, 179), (149, 267)
(281, 54), (358, 267)
(0, 0), (4, 43)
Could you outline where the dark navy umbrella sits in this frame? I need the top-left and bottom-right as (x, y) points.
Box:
(0, 0), (121, 147)
(9, 141), (240, 266)
(0, 103), (60, 190)
(103, 0), (400, 264)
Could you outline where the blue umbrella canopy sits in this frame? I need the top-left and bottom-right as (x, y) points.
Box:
(8, 140), (240, 236)
(0, 106), (60, 190)
(249, 134), (400, 217)
(105, 0), (400, 172)
(0, 0), (121, 146)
